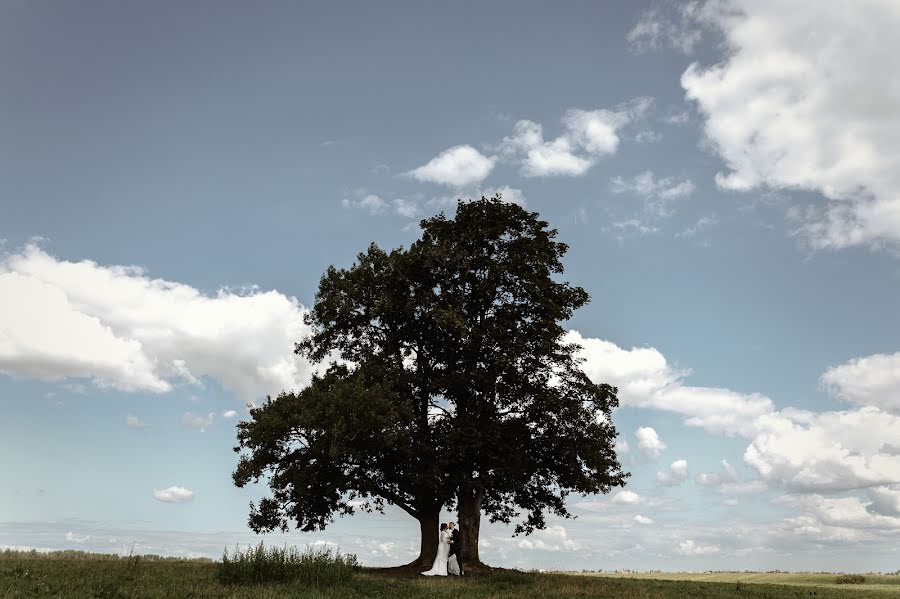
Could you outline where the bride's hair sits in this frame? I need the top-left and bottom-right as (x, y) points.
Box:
(440, 523), (448, 531)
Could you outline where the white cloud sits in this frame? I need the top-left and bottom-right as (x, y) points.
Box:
(743, 407), (900, 492)
(153, 485), (194, 503)
(126, 415), (150, 430)
(568, 329), (900, 493)
(501, 120), (592, 177)
(696, 459), (739, 487)
(182, 411), (214, 432)
(563, 108), (634, 155)
(635, 427), (666, 459)
(222, 410), (238, 419)
(408, 145), (495, 187)
(342, 194), (388, 213)
(610, 170), (696, 217)
(393, 198), (423, 219)
(498, 98), (653, 177)
(65, 531), (90, 543)
(633, 514), (654, 525)
(568, 329), (775, 437)
(682, 0), (900, 250)
(778, 494), (900, 532)
(516, 526), (578, 552)
(821, 352), (900, 414)
(614, 438), (630, 454)
(627, 4), (705, 54)
(612, 490), (643, 505)
(695, 459), (767, 495)
(657, 459), (689, 486)
(677, 539), (720, 556)
(0, 245), (316, 402)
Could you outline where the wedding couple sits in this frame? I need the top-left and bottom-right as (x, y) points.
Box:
(421, 522), (464, 576)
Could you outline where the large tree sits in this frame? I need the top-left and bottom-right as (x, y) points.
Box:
(233, 197), (627, 566)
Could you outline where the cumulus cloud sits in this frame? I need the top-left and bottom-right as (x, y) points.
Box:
(567, 329), (900, 493)
(635, 427), (666, 459)
(695, 459), (767, 495)
(778, 494), (900, 532)
(568, 329), (774, 436)
(222, 410), (238, 419)
(743, 407), (900, 492)
(682, 0), (900, 250)
(611, 490), (643, 505)
(409, 100), (651, 184)
(696, 459), (739, 488)
(500, 120), (592, 177)
(677, 539), (720, 556)
(0, 245), (316, 402)
(408, 145), (496, 187)
(516, 526), (578, 552)
(633, 514), (654, 525)
(153, 485), (194, 503)
(821, 352), (900, 414)
(498, 98), (653, 177)
(657, 459), (689, 486)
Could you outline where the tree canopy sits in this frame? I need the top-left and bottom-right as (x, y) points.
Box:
(233, 196), (627, 565)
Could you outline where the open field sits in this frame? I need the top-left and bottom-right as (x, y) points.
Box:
(3, 550), (900, 598)
(581, 571), (900, 594)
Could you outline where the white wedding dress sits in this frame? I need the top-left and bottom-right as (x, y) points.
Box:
(421, 530), (450, 576)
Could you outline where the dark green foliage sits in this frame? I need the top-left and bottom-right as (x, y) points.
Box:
(834, 574), (865, 584)
(216, 542), (358, 586)
(233, 196), (627, 563)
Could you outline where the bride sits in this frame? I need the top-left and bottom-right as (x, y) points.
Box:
(421, 523), (450, 576)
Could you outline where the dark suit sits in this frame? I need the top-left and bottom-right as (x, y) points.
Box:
(448, 528), (464, 575)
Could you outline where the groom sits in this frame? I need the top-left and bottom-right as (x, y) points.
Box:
(448, 522), (464, 576)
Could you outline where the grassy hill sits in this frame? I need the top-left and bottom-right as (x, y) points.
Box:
(3, 549), (899, 598)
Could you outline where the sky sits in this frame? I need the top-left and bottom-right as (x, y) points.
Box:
(3, 0), (900, 573)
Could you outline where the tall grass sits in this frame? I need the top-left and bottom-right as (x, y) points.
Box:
(217, 542), (359, 586)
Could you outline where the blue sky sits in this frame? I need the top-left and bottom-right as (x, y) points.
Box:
(3, 0), (900, 572)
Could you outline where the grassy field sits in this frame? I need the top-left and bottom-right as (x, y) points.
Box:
(582, 571), (900, 594)
(3, 550), (900, 598)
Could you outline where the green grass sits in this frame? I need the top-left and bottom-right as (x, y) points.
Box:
(3, 549), (900, 598)
(218, 542), (359, 585)
(581, 571), (900, 594)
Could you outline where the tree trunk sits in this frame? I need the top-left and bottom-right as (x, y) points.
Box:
(458, 487), (483, 565)
(411, 505), (441, 566)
